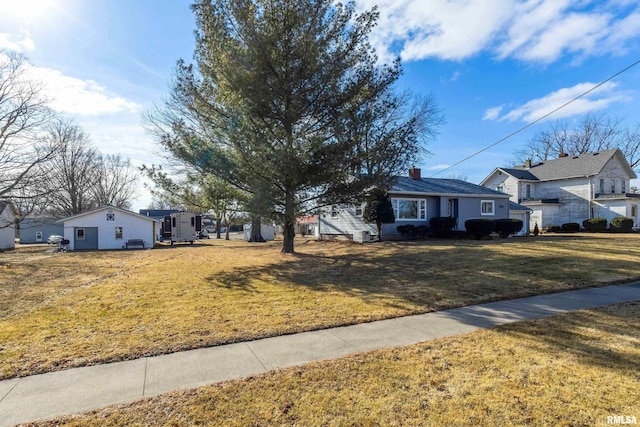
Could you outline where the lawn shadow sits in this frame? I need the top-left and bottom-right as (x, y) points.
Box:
(497, 302), (640, 376)
(204, 238), (640, 312)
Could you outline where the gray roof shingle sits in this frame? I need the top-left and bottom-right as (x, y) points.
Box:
(510, 149), (634, 181)
(390, 177), (508, 197)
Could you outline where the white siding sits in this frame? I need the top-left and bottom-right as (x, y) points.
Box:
(532, 177), (591, 225)
(594, 201), (633, 225)
(482, 173), (520, 202)
(594, 157), (632, 195)
(0, 206), (15, 250)
(319, 204), (376, 239)
(62, 208), (156, 250)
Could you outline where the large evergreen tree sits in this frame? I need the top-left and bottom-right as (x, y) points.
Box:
(147, 0), (441, 253)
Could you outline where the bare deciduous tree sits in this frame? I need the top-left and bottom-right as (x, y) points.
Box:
(41, 119), (138, 217)
(0, 50), (58, 217)
(92, 154), (137, 209)
(515, 113), (640, 169)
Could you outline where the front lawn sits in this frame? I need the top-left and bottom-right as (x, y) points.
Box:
(32, 302), (640, 426)
(2, 234), (640, 379)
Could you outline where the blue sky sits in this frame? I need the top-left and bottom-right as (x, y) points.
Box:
(2, 0), (640, 210)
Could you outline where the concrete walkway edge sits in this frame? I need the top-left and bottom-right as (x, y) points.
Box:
(1, 282), (639, 426)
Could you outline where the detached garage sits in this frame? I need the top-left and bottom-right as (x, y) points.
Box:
(57, 206), (158, 251)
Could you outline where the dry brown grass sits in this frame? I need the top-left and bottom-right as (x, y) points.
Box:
(30, 302), (640, 426)
(2, 233), (640, 379)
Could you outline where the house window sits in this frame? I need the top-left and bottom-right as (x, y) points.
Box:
(621, 180), (626, 193)
(525, 184), (531, 199)
(354, 204), (363, 217)
(391, 198), (426, 221)
(106, 213), (115, 221)
(115, 227), (123, 239)
(599, 179), (605, 194)
(481, 200), (495, 216)
(497, 184), (504, 193)
(611, 180), (616, 193)
(632, 205), (637, 218)
(331, 206), (338, 219)
(76, 228), (85, 240)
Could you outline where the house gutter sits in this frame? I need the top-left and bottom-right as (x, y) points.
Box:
(391, 191), (510, 199)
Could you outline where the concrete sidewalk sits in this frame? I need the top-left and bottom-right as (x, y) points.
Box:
(2, 282), (639, 426)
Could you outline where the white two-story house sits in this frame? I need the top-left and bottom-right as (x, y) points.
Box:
(480, 148), (639, 231)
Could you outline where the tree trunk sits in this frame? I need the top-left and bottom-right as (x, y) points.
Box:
(281, 190), (295, 253)
(216, 214), (222, 239)
(249, 215), (265, 242)
(223, 212), (230, 240)
(377, 221), (382, 241)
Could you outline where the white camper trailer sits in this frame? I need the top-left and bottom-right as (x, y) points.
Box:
(162, 212), (202, 244)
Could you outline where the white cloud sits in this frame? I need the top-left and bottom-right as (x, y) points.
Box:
(494, 81), (630, 123)
(0, 32), (35, 52)
(483, 105), (504, 121)
(355, 0), (640, 64)
(23, 64), (141, 116)
(426, 164), (451, 171)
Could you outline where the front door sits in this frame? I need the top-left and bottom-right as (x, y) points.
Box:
(35, 231), (43, 243)
(74, 227), (98, 250)
(448, 199), (459, 229)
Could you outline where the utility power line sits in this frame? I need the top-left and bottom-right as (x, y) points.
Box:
(430, 59), (640, 177)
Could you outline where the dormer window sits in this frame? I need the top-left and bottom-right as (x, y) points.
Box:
(611, 180), (616, 193)
(526, 184), (531, 199)
(599, 179), (604, 194)
(622, 180), (626, 193)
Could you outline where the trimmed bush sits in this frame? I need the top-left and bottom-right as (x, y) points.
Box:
(429, 217), (457, 238)
(396, 224), (416, 237)
(494, 218), (523, 238)
(561, 222), (580, 233)
(610, 217), (634, 233)
(416, 225), (430, 237)
(465, 218), (495, 240)
(546, 225), (561, 233)
(582, 218), (607, 232)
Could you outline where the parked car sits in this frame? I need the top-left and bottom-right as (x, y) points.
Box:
(47, 235), (64, 244)
(197, 230), (209, 239)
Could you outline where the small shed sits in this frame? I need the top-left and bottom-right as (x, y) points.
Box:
(0, 201), (17, 250)
(57, 205), (158, 251)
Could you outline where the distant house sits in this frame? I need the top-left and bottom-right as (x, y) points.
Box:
(0, 201), (17, 250)
(58, 205), (159, 250)
(481, 148), (639, 230)
(18, 216), (64, 244)
(319, 168), (512, 240)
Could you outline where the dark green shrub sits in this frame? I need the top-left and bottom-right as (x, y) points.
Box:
(396, 224), (416, 237)
(582, 218), (607, 232)
(416, 225), (430, 237)
(494, 218), (523, 237)
(546, 225), (561, 233)
(429, 217), (457, 238)
(465, 218), (495, 240)
(561, 222), (580, 233)
(610, 217), (634, 233)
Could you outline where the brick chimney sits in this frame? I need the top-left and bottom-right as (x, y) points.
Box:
(558, 151), (568, 158)
(409, 167), (421, 180)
